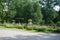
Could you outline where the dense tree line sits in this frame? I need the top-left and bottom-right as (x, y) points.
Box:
(0, 0), (60, 26)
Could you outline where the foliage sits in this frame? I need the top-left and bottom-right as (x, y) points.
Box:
(0, 0), (60, 26)
(0, 23), (60, 33)
(42, 8), (58, 25)
(57, 21), (60, 26)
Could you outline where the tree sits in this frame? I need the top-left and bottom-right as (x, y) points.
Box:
(33, 1), (43, 24)
(41, 0), (58, 25)
(0, 0), (2, 21)
(13, 0), (43, 24)
(42, 8), (58, 25)
(0, 0), (2, 3)
(1, 0), (16, 22)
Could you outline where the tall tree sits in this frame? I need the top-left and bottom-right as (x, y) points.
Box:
(33, 1), (43, 24)
(41, 0), (58, 25)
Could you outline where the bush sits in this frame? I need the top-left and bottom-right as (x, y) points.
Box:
(32, 25), (60, 33)
(36, 28), (46, 32)
(57, 21), (60, 26)
(0, 23), (24, 29)
(4, 24), (16, 28)
(17, 25), (25, 29)
(0, 23), (60, 33)
(33, 25), (46, 32)
(45, 28), (55, 32)
(53, 29), (60, 33)
(26, 26), (33, 30)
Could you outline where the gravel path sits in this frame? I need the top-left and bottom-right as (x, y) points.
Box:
(0, 29), (60, 40)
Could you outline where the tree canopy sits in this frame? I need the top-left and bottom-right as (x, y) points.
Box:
(0, 0), (60, 26)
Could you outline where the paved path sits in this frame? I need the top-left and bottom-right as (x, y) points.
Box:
(0, 29), (60, 40)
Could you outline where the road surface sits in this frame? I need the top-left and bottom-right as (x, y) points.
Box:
(0, 29), (60, 40)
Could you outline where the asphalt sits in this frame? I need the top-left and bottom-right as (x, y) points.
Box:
(0, 29), (60, 40)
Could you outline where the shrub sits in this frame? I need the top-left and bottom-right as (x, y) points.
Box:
(26, 26), (33, 30)
(33, 25), (46, 32)
(53, 29), (60, 33)
(33, 25), (60, 33)
(45, 28), (55, 32)
(0, 23), (60, 33)
(36, 28), (46, 32)
(17, 25), (25, 29)
(57, 21), (60, 26)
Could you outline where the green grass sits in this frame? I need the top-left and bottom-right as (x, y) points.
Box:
(0, 23), (60, 33)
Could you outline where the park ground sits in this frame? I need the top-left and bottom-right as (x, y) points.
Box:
(0, 28), (60, 40)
